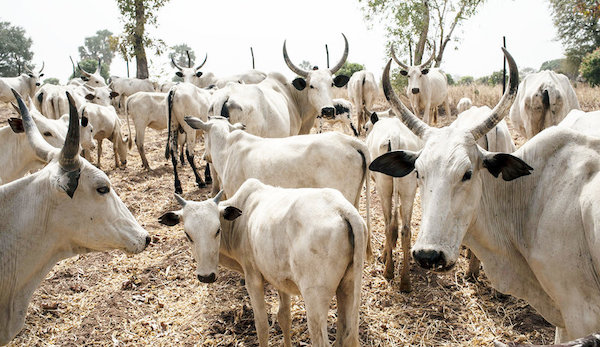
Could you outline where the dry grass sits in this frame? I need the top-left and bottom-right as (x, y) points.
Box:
(5, 83), (598, 346)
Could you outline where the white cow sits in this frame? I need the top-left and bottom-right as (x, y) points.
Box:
(370, 50), (600, 342)
(108, 75), (155, 111)
(184, 116), (372, 242)
(509, 70), (580, 139)
(559, 109), (600, 137)
(315, 98), (359, 136)
(159, 179), (368, 347)
(34, 84), (118, 119)
(171, 52), (266, 88)
(391, 46), (451, 125)
(365, 114), (420, 290)
(347, 70), (378, 133)
(0, 63), (44, 103)
(166, 83), (214, 193)
(80, 103), (130, 169)
(456, 97), (473, 114)
(0, 90), (149, 345)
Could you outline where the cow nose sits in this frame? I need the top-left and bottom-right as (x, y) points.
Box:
(411, 88), (420, 94)
(321, 107), (335, 117)
(197, 273), (217, 283)
(145, 236), (151, 246)
(121, 160), (127, 166)
(413, 249), (446, 270)
(36, 83), (41, 86)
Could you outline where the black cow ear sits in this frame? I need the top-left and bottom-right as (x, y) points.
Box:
(400, 70), (408, 76)
(110, 91), (119, 98)
(483, 153), (533, 181)
(369, 150), (419, 178)
(333, 75), (350, 87)
(292, 78), (306, 91)
(195, 71), (203, 78)
(175, 71), (183, 78)
(8, 118), (24, 133)
(85, 94), (94, 101)
(371, 112), (379, 124)
(421, 68), (429, 75)
(37, 92), (44, 103)
(81, 116), (89, 127)
(222, 206), (242, 221)
(81, 76), (90, 81)
(39, 73), (44, 77)
(158, 211), (181, 226)
(57, 168), (81, 198)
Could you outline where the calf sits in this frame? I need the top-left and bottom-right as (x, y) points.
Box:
(456, 97), (473, 114)
(159, 178), (369, 346)
(347, 70), (378, 133)
(316, 98), (359, 136)
(108, 75), (155, 111)
(80, 103), (130, 169)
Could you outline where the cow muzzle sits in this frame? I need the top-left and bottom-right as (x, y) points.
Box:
(321, 107), (335, 117)
(412, 248), (454, 272)
(411, 88), (420, 95)
(36, 83), (41, 86)
(197, 273), (217, 283)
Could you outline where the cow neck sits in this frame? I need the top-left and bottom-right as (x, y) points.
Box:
(0, 128), (43, 184)
(286, 85), (318, 135)
(0, 167), (77, 342)
(208, 124), (236, 189)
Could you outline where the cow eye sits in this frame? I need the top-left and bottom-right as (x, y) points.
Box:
(185, 231), (193, 243)
(331, 83), (334, 87)
(462, 170), (472, 182)
(96, 186), (110, 194)
(309, 85), (314, 89)
(43, 131), (52, 137)
(415, 170), (420, 179)
(215, 228), (221, 237)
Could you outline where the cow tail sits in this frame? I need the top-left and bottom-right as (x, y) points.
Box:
(355, 142), (372, 261)
(389, 138), (400, 235)
(124, 95), (133, 150)
(165, 88), (175, 160)
(341, 206), (367, 322)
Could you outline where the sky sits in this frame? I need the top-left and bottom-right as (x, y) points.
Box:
(2, 0), (564, 84)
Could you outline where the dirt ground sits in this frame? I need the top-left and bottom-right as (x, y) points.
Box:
(3, 86), (559, 346)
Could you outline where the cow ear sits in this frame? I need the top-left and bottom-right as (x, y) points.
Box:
(37, 92), (44, 104)
(371, 112), (379, 124)
(81, 76), (90, 82)
(39, 73), (44, 77)
(369, 150), (419, 178)
(28, 74), (34, 78)
(175, 72), (183, 78)
(109, 91), (119, 98)
(421, 68), (429, 75)
(8, 118), (24, 133)
(85, 94), (94, 101)
(81, 116), (89, 127)
(482, 152), (533, 181)
(195, 71), (203, 78)
(292, 77), (306, 91)
(333, 75), (350, 88)
(158, 211), (182, 226)
(222, 206), (242, 221)
(400, 70), (408, 76)
(56, 168), (81, 198)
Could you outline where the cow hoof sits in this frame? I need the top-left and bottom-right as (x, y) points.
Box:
(205, 177), (213, 185)
(399, 279), (411, 293)
(383, 269), (394, 280)
(175, 187), (183, 194)
(197, 182), (207, 188)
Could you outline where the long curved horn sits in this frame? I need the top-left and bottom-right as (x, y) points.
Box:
(329, 33), (349, 74)
(470, 48), (519, 141)
(390, 44), (409, 70)
(171, 55), (183, 71)
(213, 190), (224, 203)
(78, 63), (92, 78)
(186, 50), (192, 68)
(283, 39), (309, 78)
(11, 89), (54, 162)
(382, 59), (430, 138)
(174, 193), (187, 206)
(59, 92), (81, 171)
(38, 61), (45, 73)
(69, 56), (76, 74)
(418, 41), (436, 69)
(194, 53), (207, 71)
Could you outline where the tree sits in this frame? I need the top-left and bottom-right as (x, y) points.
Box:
(335, 62), (365, 77)
(169, 44), (195, 82)
(115, 0), (170, 79)
(78, 29), (115, 65)
(457, 75), (474, 85)
(549, 0), (600, 74)
(69, 59), (110, 82)
(580, 47), (600, 86)
(539, 58), (579, 78)
(43, 78), (60, 85)
(0, 21), (34, 77)
(299, 60), (313, 71)
(359, 0), (487, 67)
(476, 70), (504, 86)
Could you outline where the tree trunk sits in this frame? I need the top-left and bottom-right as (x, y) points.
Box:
(134, 0), (149, 79)
(414, 0), (430, 65)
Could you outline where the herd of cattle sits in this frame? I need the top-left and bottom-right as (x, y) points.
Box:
(1, 33), (600, 346)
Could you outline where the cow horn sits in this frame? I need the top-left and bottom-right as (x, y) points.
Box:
(195, 53), (207, 71)
(283, 40), (309, 78)
(186, 50), (192, 68)
(213, 190), (224, 203)
(470, 48), (519, 141)
(11, 89), (54, 162)
(38, 61), (45, 74)
(171, 55), (183, 71)
(78, 63), (92, 78)
(390, 45), (409, 70)
(174, 193), (187, 206)
(382, 59), (430, 138)
(329, 33), (349, 74)
(59, 92), (81, 171)
(418, 41), (436, 69)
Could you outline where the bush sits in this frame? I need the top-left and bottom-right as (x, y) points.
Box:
(446, 73), (455, 85)
(43, 77), (59, 85)
(335, 62), (365, 77)
(580, 47), (600, 86)
(457, 76), (474, 85)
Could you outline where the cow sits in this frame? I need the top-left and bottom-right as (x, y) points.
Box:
(108, 76), (155, 112)
(165, 83), (214, 193)
(365, 113), (420, 290)
(559, 109), (600, 137)
(170, 52), (266, 88)
(370, 49), (600, 342)
(80, 103), (131, 169)
(184, 115), (372, 244)
(34, 84), (118, 119)
(391, 45), (451, 125)
(0, 63), (44, 103)
(77, 58), (107, 87)
(509, 70), (580, 139)
(456, 97), (473, 114)
(347, 70), (378, 134)
(315, 98), (359, 136)
(158, 81), (176, 93)
(0, 90), (149, 345)
(158, 178), (369, 347)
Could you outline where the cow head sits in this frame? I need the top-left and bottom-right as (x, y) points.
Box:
(11, 88), (149, 254)
(369, 48), (531, 271)
(158, 192), (242, 283)
(171, 51), (208, 85)
(184, 115), (245, 166)
(391, 45), (435, 96)
(83, 84), (118, 106)
(24, 62), (45, 88)
(283, 34), (350, 118)
(78, 58), (107, 87)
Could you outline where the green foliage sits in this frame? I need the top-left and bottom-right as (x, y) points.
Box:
(0, 21), (34, 77)
(43, 78), (59, 85)
(69, 59), (110, 82)
(476, 70), (505, 86)
(169, 43), (195, 81)
(540, 59), (563, 72)
(457, 76), (474, 85)
(580, 47), (600, 86)
(391, 67), (408, 90)
(539, 58), (579, 79)
(335, 62), (365, 77)
(78, 29), (115, 65)
(446, 73), (455, 85)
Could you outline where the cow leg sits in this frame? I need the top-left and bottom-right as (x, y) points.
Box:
(302, 287), (332, 347)
(335, 267), (360, 347)
(317, 117), (323, 134)
(135, 127), (151, 171)
(444, 98), (452, 120)
(466, 249), (481, 280)
(245, 271), (269, 347)
(169, 129), (182, 194)
(204, 162), (212, 184)
(185, 148), (206, 189)
(179, 147), (185, 166)
(113, 139), (119, 168)
(398, 175), (417, 292)
(96, 138), (103, 169)
(378, 176), (397, 280)
(277, 291), (292, 347)
(210, 164), (221, 196)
